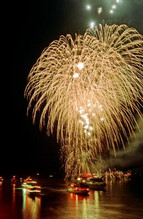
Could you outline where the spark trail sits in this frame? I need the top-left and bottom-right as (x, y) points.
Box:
(25, 24), (143, 178)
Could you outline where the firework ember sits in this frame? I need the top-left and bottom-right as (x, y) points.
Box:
(25, 24), (143, 177)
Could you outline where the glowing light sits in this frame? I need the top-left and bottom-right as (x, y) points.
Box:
(73, 72), (79, 78)
(25, 24), (143, 179)
(110, 10), (114, 14)
(97, 7), (103, 14)
(89, 126), (93, 131)
(77, 62), (84, 70)
(77, 177), (81, 181)
(86, 4), (91, 10)
(112, 5), (117, 9)
(84, 125), (89, 129)
(100, 117), (104, 122)
(87, 103), (91, 107)
(90, 21), (95, 29)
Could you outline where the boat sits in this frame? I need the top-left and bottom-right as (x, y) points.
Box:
(73, 173), (106, 190)
(26, 185), (41, 196)
(86, 177), (106, 190)
(22, 176), (41, 196)
(0, 176), (4, 182)
(11, 175), (17, 184)
(22, 176), (38, 188)
(67, 183), (89, 195)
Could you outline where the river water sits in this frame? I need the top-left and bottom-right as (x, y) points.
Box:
(0, 178), (143, 219)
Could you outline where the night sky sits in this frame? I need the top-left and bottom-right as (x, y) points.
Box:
(2, 0), (143, 177)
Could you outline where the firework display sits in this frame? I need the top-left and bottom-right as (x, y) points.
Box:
(25, 24), (143, 178)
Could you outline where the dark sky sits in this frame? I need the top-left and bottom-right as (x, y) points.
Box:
(1, 0), (143, 176)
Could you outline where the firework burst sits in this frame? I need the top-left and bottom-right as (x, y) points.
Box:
(25, 24), (143, 177)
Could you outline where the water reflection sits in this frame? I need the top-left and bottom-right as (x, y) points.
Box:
(0, 181), (2, 202)
(94, 191), (100, 218)
(67, 191), (102, 219)
(12, 183), (16, 218)
(22, 189), (41, 219)
(12, 184), (16, 206)
(0, 180), (143, 219)
(66, 184), (143, 219)
(67, 192), (90, 219)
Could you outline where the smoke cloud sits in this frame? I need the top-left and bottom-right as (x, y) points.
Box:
(96, 117), (143, 170)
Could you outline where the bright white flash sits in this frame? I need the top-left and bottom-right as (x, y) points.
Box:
(73, 73), (79, 78)
(112, 5), (117, 9)
(98, 7), (103, 14)
(77, 62), (84, 70)
(86, 4), (91, 10)
(90, 22), (95, 29)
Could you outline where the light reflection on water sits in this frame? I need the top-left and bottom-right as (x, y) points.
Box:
(0, 179), (143, 219)
(22, 188), (41, 219)
(66, 191), (100, 219)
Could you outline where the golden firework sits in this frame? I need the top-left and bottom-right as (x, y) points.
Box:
(25, 24), (143, 177)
